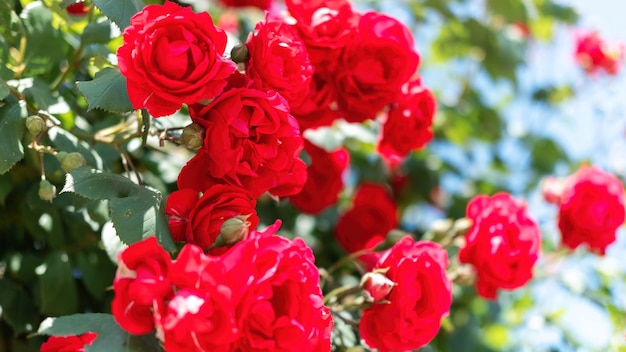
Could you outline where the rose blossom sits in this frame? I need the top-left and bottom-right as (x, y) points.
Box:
(335, 11), (419, 122)
(160, 245), (238, 351)
(290, 140), (349, 214)
(219, 0), (271, 10)
(459, 193), (541, 299)
(335, 183), (398, 253)
(360, 237), (451, 351)
(246, 17), (313, 108)
(117, 1), (236, 117)
(178, 73), (306, 198)
(558, 166), (625, 254)
(285, 0), (358, 75)
(112, 236), (172, 334)
(165, 185), (259, 253)
(221, 220), (333, 351)
(575, 30), (624, 75)
(290, 72), (342, 131)
(377, 80), (436, 164)
(40, 332), (97, 352)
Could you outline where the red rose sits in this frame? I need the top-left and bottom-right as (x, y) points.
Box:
(335, 12), (419, 122)
(291, 72), (342, 131)
(40, 332), (97, 352)
(377, 80), (436, 163)
(459, 193), (541, 299)
(290, 140), (349, 214)
(221, 221), (333, 351)
(219, 0), (271, 10)
(286, 0), (358, 75)
(246, 18), (313, 108)
(165, 185), (259, 252)
(161, 289), (238, 351)
(112, 237), (172, 334)
(360, 237), (451, 351)
(65, 2), (90, 15)
(178, 74), (306, 198)
(558, 166), (625, 254)
(117, 1), (236, 117)
(335, 183), (397, 253)
(575, 30), (624, 75)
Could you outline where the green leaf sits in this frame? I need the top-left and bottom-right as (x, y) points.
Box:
(61, 167), (136, 199)
(0, 99), (25, 174)
(61, 167), (175, 251)
(110, 187), (173, 249)
(81, 20), (113, 45)
(37, 251), (79, 316)
(38, 313), (162, 352)
(76, 68), (134, 114)
(92, 0), (145, 31)
(0, 79), (9, 100)
(76, 250), (116, 300)
(0, 279), (39, 334)
(20, 2), (68, 75)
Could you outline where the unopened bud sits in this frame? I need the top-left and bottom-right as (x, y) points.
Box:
(55, 151), (68, 163)
(180, 123), (204, 150)
(61, 152), (86, 172)
(231, 44), (249, 64)
(38, 179), (57, 202)
(206, 215), (252, 252)
(542, 176), (565, 204)
(26, 115), (46, 136)
(360, 270), (395, 303)
(219, 215), (251, 244)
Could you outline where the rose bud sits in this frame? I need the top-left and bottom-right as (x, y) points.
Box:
(542, 176), (565, 204)
(206, 215), (252, 251)
(180, 123), (204, 150)
(38, 179), (57, 202)
(361, 270), (396, 303)
(61, 152), (86, 172)
(25, 115), (46, 136)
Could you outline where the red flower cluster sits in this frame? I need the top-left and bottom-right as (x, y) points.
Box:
(360, 237), (452, 351)
(335, 183), (397, 253)
(112, 225), (333, 351)
(280, 0), (428, 130)
(40, 332), (97, 352)
(556, 166), (625, 255)
(459, 193), (541, 300)
(575, 30), (624, 75)
(290, 140), (349, 214)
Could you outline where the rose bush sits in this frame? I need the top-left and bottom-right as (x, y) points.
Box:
(3, 0), (618, 351)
